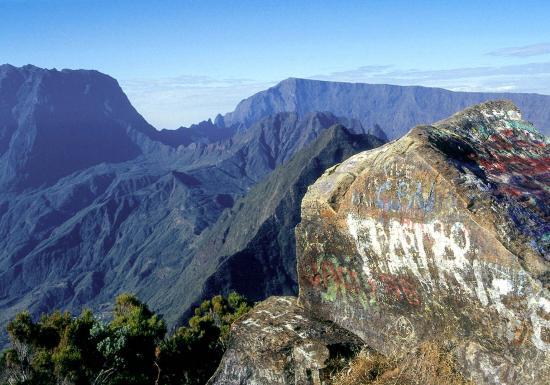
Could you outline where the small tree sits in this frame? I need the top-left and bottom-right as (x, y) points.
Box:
(94, 294), (166, 385)
(1, 292), (251, 385)
(157, 292), (252, 385)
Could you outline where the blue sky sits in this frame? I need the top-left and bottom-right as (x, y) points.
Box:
(2, 0), (550, 128)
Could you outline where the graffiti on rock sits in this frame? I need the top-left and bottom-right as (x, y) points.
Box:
(302, 254), (421, 308)
(352, 178), (441, 214)
(372, 180), (436, 212)
(346, 216), (471, 287)
(345, 214), (550, 352)
(434, 114), (549, 253)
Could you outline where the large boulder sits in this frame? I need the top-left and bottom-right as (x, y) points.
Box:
(207, 296), (361, 385)
(296, 100), (549, 385)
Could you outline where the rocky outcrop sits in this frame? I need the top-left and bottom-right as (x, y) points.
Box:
(207, 296), (362, 385)
(296, 100), (549, 384)
(211, 100), (549, 384)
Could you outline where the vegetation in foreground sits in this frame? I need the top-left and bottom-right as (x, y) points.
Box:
(0, 292), (251, 385)
(330, 341), (473, 385)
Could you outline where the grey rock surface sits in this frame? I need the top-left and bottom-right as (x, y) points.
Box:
(207, 296), (361, 385)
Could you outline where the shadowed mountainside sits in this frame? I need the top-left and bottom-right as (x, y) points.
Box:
(194, 125), (384, 306)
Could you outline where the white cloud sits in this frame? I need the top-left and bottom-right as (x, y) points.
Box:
(120, 76), (275, 129)
(487, 43), (550, 57)
(121, 62), (550, 129)
(310, 62), (550, 95)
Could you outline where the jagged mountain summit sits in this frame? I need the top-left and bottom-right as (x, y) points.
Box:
(211, 101), (549, 385)
(217, 77), (550, 139)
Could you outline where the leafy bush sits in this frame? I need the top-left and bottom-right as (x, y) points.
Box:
(0, 293), (251, 385)
(157, 292), (252, 385)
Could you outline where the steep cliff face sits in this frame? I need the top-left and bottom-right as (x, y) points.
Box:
(296, 100), (549, 384)
(0, 64), (159, 191)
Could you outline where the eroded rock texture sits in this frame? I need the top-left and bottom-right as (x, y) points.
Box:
(296, 100), (549, 385)
(207, 296), (361, 385)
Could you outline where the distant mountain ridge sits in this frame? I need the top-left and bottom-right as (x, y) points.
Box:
(216, 77), (550, 138)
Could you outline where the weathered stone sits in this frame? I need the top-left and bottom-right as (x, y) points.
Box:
(296, 100), (549, 385)
(207, 296), (361, 385)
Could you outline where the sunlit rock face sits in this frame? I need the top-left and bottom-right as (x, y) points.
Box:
(207, 296), (361, 385)
(296, 100), (549, 385)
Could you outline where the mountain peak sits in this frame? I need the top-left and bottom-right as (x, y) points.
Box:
(1, 63), (43, 72)
(0, 64), (158, 190)
(278, 76), (301, 83)
(443, 99), (522, 123)
(0, 63), (17, 71)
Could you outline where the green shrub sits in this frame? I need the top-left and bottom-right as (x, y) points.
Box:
(0, 292), (251, 385)
(157, 292), (252, 385)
